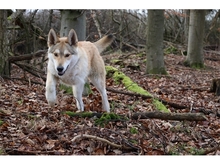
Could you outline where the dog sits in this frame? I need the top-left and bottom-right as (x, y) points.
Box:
(45, 29), (114, 112)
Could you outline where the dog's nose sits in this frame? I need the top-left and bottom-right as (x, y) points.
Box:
(57, 66), (64, 72)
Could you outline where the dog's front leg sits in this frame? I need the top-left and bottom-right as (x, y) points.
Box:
(72, 83), (84, 111)
(45, 71), (57, 107)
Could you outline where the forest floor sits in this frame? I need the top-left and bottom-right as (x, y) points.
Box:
(1, 50), (220, 155)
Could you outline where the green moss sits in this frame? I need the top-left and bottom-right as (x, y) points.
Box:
(164, 45), (178, 55)
(17, 99), (23, 105)
(153, 99), (170, 113)
(110, 59), (124, 65)
(112, 70), (152, 96)
(147, 67), (168, 75)
(191, 63), (204, 69)
(137, 52), (145, 57)
(0, 120), (3, 126)
(60, 84), (72, 94)
(60, 82), (92, 96)
(184, 60), (204, 69)
(64, 111), (93, 118)
(28, 115), (36, 119)
(83, 82), (92, 96)
(130, 127), (138, 134)
(184, 146), (205, 155)
(0, 148), (5, 155)
(129, 139), (138, 144)
(95, 112), (126, 127)
(105, 66), (170, 113)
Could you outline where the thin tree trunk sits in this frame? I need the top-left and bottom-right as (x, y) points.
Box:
(146, 10), (167, 75)
(0, 10), (10, 76)
(185, 10), (206, 68)
(184, 10), (190, 45)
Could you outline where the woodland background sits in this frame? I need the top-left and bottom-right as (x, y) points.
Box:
(0, 9), (220, 155)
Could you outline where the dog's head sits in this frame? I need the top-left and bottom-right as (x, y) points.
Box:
(47, 29), (79, 76)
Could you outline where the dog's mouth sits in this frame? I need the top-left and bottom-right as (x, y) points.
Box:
(58, 72), (65, 76)
(57, 65), (69, 76)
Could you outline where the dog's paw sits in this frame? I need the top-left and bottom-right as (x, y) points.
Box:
(48, 101), (57, 108)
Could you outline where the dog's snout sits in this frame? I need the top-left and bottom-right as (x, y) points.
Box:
(57, 66), (64, 72)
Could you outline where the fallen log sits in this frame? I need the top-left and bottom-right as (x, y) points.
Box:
(131, 111), (207, 121)
(8, 49), (47, 62)
(64, 111), (207, 121)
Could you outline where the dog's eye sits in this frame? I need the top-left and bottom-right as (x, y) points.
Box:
(54, 53), (58, 57)
(65, 54), (70, 58)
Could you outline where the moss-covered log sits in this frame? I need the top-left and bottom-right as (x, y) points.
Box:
(105, 65), (170, 113)
(64, 111), (207, 121)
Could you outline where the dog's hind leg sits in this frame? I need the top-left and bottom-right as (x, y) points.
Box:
(90, 76), (110, 112)
(72, 83), (84, 111)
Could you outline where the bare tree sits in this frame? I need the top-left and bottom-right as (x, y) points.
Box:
(0, 10), (10, 76)
(146, 10), (167, 75)
(184, 10), (206, 68)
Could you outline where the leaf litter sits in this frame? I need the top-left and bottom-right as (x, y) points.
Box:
(0, 51), (220, 155)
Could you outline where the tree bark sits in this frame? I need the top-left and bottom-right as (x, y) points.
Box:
(0, 10), (10, 76)
(146, 10), (167, 75)
(185, 10), (206, 68)
(210, 78), (220, 96)
(184, 10), (190, 45)
(60, 10), (86, 41)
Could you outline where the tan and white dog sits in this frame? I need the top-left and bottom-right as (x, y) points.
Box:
(45, 29), (114, 112)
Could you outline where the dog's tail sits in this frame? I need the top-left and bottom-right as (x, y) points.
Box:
(94, 34), (114, 53)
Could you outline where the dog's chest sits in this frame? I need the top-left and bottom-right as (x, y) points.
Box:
(58, 71), (79, 85)
(58, 68), (87, 86)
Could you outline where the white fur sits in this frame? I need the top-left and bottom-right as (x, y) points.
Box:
(45, 29), (113, 112)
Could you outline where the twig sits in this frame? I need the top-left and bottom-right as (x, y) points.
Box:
(71, 134), (131, 149)
(5, 149), (65, 155)
(202, 146), (219, 155)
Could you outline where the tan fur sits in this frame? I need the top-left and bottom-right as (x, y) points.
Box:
(45, 29), (114, 112)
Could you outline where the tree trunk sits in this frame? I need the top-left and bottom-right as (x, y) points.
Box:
(0, 10), (10, 76)
(184, 10), (190, 45)
(60, 10), (86, 41)
(185, 10), (206, 68)
(146, 10), (167, 75)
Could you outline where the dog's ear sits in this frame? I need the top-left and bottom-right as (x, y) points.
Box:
(48, 29), (58, 47)
(67, 29), (78, 46)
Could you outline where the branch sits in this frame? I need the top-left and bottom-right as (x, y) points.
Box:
(106, 87), (187, 109)
(8, 49), (47, 62)
(131, 111), (207, 121)
(91, 10), (102, 38)
(5, 149), (64, 155)
(71, 134), (127, 149)
(14, 62), (46, 81)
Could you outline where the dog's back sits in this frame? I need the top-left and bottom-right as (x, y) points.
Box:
(77, 35), (114, 77)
